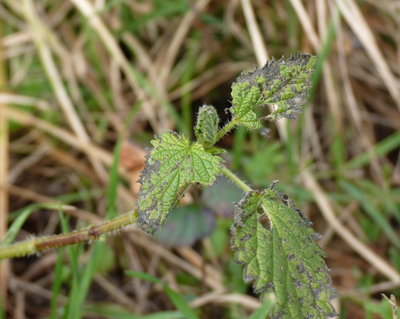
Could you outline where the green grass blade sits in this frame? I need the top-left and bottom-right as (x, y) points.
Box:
(107, 128), (125, 219)
(346, 131), (400, 170)
(57, 212), (103, 319)
(50, 249), (65, 319)
(60, 213), (83, 319)
(309, 11), (338, 99)
(0, 207), (35, 246)
(340, 181), (400, 249)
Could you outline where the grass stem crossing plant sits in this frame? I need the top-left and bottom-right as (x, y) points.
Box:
(0, 54), (337, 318)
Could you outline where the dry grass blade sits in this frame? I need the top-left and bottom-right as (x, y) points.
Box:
(198, 293), (261, 310)
(130, 232), (224, 291)
(0, 99), (8, 310)
(22, 0), (111, 183)
(288, 0), (320, 48)
(70, 0), (160, 131)
(302, 170), (400, 283)
(0, 93), (50, 110)
(336, 0), (400, 109)
(240, 0), (269, 64)
(10, 277), (69, 304)
(0, 17), (9, 309)
(22, 0), (89, 143)
(157, 0), (210, 85)
(240, 0), (289, 140)
(291, 0), (342, 129)
(5, 106), (127, 176)
(382, 294), (399, 319)
(94, 274), (137, 310)
(336, 21), (386, 185)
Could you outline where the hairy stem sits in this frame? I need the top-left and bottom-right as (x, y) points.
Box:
(215, 120), (237, 141)
(220, 166), (252, 193)
(0, 210), (138, 259)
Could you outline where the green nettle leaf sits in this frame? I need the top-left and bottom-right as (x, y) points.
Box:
(231, 189), (337, 319)
(231, 81), (264, 130)
(230, 54), (316, 129)
(194, 104), (219, 147)
(137, 132), (222, 233)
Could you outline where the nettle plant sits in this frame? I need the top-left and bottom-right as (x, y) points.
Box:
(0, 54), (337, 318)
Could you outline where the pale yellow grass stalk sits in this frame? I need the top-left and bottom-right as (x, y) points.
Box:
(0, 17), (9, 309)
(302, 170), (400, 283)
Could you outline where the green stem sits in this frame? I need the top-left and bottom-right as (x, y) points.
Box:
(215, 120), (237, 141)
(0, 210), (138, 259)
(220, 166), (252, 193)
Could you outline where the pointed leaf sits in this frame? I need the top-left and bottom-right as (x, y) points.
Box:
(230, 54), (316, 129)
(231, 189), (337, 319)
(137, 132), (222, 233)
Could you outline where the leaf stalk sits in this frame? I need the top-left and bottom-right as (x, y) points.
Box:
(220, 166), (252, 193)
(215, 120), (237, 141)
